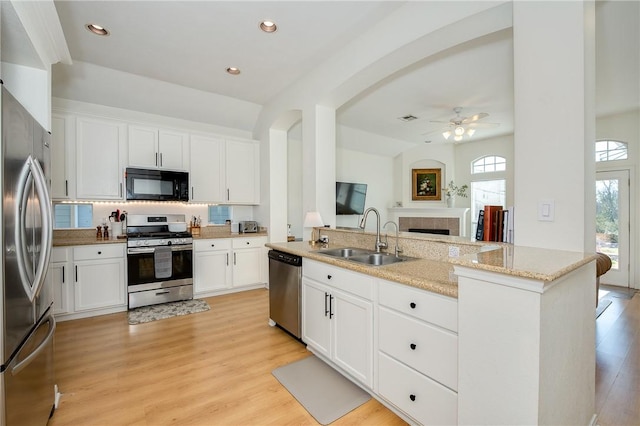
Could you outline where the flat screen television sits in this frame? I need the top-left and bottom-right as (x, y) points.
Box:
(336, 182), (367, 215)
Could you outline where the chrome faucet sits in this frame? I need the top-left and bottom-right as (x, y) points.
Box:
(359, 207), (388, 253)
(383, 221), (403, 257)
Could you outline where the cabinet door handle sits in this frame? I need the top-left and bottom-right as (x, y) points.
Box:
(75, 265), (78, 282)
(409, 394), (416, 402)
(65, 180), (68, 196)
(160, 153), (163, 167)
(191, 187), (194, 200)
(327, 274), (332, 280)
(62, 266), (65, 283)
(410, 343), (417, 350)
(226, 253), (229, 266)
(234, 253), (237, 265)
(227, 188), (230, 201)
(410, 302), (416, 309)
(120, 183), (123, 198)
(329, 295), (334, 319)
(155, 152), (158, 166)
(324, 292), (329, 317)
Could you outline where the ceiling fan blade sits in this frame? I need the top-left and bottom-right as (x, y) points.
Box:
(466, 122), (500, 128)
(429, 119), (453, 124)
(421, 127), (450, 136)
(462, 112), (489, 123)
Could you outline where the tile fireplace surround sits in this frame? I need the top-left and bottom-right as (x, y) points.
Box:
(387, 207), (471, 237)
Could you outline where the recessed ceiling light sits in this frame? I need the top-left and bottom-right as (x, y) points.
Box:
(226, 67), (241, 75)
(85, 23), (109, 36)
(259, 20), (277, 33)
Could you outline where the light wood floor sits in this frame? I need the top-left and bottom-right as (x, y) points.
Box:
(49, 289), (406, 426)
(50, 286), (640, 426)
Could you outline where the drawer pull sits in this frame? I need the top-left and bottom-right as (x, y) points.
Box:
(98, 251), (102, 255)
(410, 343), (417, 350)
(409, 394), (416, 402)
(327, 275), (332, 280)
(410, 302), (416, 309)
(246, 241), (250, 245)
(211, 244), (215, 247)
(324, 292), (329, 317)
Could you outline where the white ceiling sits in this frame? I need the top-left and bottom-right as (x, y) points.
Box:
(6, 1), (638, 154)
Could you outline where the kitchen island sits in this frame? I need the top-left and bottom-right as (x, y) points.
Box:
(267, 228), (597, 425)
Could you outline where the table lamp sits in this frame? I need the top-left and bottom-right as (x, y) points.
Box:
(303, 211), (324, 244)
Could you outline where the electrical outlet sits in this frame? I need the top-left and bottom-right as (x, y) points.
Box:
(448, 246), (460, 257)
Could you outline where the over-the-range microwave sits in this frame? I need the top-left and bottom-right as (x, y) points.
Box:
(125, 168), (189, 202)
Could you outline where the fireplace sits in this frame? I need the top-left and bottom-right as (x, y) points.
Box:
(388, 207), (470, 237)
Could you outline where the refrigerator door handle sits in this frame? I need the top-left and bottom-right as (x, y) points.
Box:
(15, 156), (53, 302)
(10, 314), (56, 376)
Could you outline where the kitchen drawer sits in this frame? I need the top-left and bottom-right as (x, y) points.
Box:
(378, 352), (457, 426)
(73, 244), (125, 261)
(379, 307), (458, 391)
(379, 279), (457, 332)
(51, 247), (70, 263)
(232, 236), (267, 249)
(194, 238), (231, 252)
(303, 259), (374, 300)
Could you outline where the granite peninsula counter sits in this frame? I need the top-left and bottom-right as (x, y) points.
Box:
(267, 228), (598, 425)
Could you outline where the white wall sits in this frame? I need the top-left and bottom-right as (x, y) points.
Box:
(1, 62), (50, 129)
(336, 148), (394, 231)
(287, 132), (303, 239)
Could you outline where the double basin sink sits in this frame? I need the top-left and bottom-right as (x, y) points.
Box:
(317, 247), (415, 266)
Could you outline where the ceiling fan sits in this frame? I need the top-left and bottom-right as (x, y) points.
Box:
(426, 107), (499, 141)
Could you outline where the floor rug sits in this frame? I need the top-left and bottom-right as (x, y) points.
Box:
(128, 299), (210, 325)
(272, 355), (371, 425)
(596, 299), (612, 319)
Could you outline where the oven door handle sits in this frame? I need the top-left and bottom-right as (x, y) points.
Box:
(127, 245), (193, 255)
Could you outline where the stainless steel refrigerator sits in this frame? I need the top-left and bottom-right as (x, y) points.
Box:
(0, 84), (55, 425)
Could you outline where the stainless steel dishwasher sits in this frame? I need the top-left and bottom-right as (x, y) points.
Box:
(268, 250), (302, 339)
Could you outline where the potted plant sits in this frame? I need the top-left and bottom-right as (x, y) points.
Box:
(443, 181), (468, 207)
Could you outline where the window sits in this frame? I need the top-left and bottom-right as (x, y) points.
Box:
(53, 203), (93, 228)
(595, 140), (628, 162)
(208, 205), (231, 224)
(471, 156), (506, 174)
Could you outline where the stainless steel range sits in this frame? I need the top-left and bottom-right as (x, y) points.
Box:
(126, 214), (193, 309)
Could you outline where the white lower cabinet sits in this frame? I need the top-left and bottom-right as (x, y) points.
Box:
(193, 236), (267, 297)
(73, 244), (126, 311)
(377, 279), (458, 425)
(232, 237), (267, 288)
(49, 243), (127, 320)
(302, 259), (374, 388)
(50, 247), (72, 315)
(194, 239), (232, 294)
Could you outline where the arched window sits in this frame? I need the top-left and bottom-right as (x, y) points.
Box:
(596, 140), (628, 162)
(471, 155), (506, 174)
(470, 155), (507, 240)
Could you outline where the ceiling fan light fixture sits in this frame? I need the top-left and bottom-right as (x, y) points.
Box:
(85, 23), (109, 36)
(259, 20), (278, 33)
(454, 135), (463, 142)
(443, 130), (452, 140)
(467, 128), (476, 137)
(454, 126), (465, 136)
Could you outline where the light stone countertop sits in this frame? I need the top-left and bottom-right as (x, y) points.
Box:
(266, 240), (598, 299)
(266, 241), (458, 298)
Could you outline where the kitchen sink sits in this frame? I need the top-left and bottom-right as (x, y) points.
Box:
(318, 247), (414, 266)
(317, 247), (375, 259)
(348, 252), (413, 266)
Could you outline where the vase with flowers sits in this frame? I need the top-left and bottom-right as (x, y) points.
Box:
(443, 180), (468, 207)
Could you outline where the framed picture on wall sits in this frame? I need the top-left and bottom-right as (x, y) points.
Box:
(412, 168), (441, 201)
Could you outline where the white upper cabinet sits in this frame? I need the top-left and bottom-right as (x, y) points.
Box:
(75, 116), (126, 200)
(50, 113), (75, 199)
(190, 134), (225, 202)
(189, 135), (260, 204)
(128, 125), (189, 170)
(226, 139), (259, 204)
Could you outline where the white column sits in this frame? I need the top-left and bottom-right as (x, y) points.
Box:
(513, 1), (595, 251)
(302, 104), (336, 228)
(267, 128), (289, 243)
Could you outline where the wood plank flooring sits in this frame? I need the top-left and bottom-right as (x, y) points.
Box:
(50, 286), (640, 425)
(49, 289), (405, 426)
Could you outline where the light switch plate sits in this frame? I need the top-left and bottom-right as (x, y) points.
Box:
(538, 199), (555, 222)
